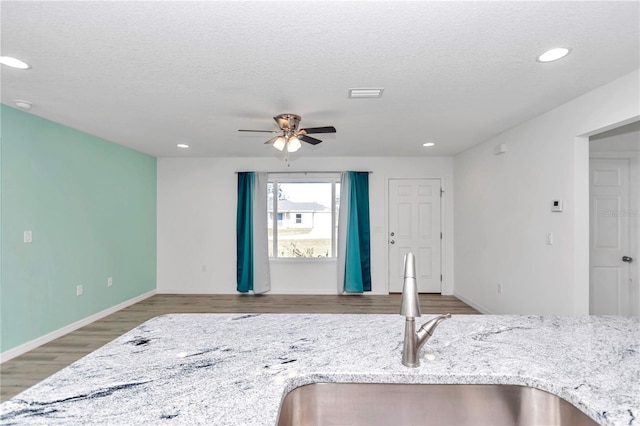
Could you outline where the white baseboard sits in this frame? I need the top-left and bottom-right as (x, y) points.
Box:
(0, 290), (156, 364)
(157, 289), (390, 295)
(453, 292), (493, 314)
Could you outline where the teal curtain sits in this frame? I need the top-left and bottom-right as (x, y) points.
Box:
(236, 172), (271, 294)
(340, 171), (372, 293)
(236, 172), (254, 292)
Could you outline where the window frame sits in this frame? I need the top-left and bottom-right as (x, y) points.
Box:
(268, 173), (340, 261)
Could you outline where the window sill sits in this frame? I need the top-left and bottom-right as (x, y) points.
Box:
(269, 257), (337, 264)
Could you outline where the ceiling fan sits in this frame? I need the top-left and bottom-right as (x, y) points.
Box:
(238, 113), (336, 153)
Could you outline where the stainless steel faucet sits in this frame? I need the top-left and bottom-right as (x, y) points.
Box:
(400, 253), (451, 367)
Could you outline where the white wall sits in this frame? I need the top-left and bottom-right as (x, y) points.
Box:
(157, 156), (454, 295)
(454, 69), (640, 314)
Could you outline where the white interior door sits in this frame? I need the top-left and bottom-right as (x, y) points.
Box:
(589, 158), (632, 314)
(388, 179), (441, 293)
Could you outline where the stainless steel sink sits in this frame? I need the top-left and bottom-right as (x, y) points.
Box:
(277, 383), (598, 426)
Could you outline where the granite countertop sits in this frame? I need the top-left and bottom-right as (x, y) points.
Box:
(1, 314), (638, 425)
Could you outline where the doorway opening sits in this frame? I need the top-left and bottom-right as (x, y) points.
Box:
(589, 121), (640, 315)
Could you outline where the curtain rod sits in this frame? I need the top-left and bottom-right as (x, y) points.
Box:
(235, 171), (372, 174)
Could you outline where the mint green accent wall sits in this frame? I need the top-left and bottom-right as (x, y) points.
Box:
(0, 104), (156, 352)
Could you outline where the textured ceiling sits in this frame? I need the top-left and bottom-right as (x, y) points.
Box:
(1, 1), (638, 158)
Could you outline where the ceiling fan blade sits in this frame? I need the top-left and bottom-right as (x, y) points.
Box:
(299, 126), (336, 134)
(299, 134), (323, 145)
(238, 129), (280, 133)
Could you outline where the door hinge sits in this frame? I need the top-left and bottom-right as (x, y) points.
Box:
(440, 232), (443, 239)
(440, 188), (444, 197)
(440, 274), (443, 282)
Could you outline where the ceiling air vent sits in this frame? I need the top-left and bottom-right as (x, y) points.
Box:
(348, 88), (384, 99)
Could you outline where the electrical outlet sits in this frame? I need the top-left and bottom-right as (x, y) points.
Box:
(24, 231), (32, 243)
(497, 283), (502, 294)
(107, 277), (113, 287)
(76, 285), (83, 296)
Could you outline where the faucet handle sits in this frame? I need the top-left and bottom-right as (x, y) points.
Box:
(419, 313), (452, 336)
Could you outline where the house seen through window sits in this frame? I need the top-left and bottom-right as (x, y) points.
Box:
(268, 176), (340, 258)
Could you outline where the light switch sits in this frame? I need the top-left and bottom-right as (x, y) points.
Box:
(24, 231), (32, 243)
(546, 232), (553, 245)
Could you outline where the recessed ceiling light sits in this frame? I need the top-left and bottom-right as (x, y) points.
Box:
(536, 47), (571, 63)
(423, 142), (435, 147)
(177, 144), (190, 149)
(349, 88), (384, 98)
(0, 56), (30, 69)
(15, 100), (32, 111)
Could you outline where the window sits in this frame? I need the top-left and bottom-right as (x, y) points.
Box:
(268, 174), (340, 258)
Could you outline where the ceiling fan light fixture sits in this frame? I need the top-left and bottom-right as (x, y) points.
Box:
(273, 136), (286, 151)
(287, 136), (302, 153)
(240, 113), (336, 156)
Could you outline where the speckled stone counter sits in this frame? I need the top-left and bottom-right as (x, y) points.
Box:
(1, 314), (638, 425)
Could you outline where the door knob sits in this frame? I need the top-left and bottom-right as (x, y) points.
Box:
(622, 256), (633, 263)
(390, 240), (395, 244)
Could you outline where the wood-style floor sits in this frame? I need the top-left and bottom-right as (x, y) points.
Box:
(0, 294), (478, 402)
